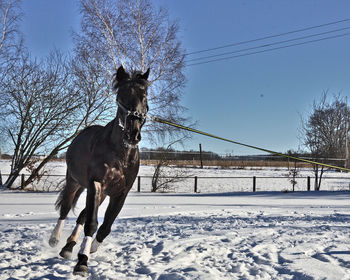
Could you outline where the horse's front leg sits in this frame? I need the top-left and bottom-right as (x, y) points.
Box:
(60, 192), (107, 259)
(90, 192), (128, 254)
(73, 181), (101, 277)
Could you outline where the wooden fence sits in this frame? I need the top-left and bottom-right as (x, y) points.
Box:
(1, 173), (350, 193)
(135, 175), (344, 193)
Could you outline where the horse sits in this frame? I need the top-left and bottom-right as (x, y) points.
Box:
(49, 65), (150, 276)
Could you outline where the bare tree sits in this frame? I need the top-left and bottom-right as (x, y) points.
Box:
(1, 51), (74, 188)
(1, 50), (114, 189)
(0, 0), (117, 190)
(1, 0), (191, 190)
(70, 48), (114, 127)
(301, 92), (350, 190)
(287, 161), (299, 192)
(0, 0), (22, 147)
(151, 139), (192, 192)
(74, 0), (190, 142)
(0, 0), (22, 80)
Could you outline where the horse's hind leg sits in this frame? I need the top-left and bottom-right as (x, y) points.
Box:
(59, 209), (85, 259)
(49, 218), (65, 247)
(49, 174), (80, 247)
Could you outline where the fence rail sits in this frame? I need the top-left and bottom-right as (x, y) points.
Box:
(136, 175), (350, 193)
(1, 172), (350, 193)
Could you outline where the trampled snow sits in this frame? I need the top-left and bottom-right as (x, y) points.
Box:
(0, 160), (350, 279)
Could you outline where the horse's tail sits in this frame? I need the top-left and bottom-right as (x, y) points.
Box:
(71, 188), (85, 210)
(55, 186), (85, 212)
(55, 187), (66, 211)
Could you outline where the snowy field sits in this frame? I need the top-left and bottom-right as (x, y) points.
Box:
(2, 160), (350, 193)
(1, 160), (350, 279)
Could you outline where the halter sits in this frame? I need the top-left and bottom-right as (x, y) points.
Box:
(116, 99), (147, 131)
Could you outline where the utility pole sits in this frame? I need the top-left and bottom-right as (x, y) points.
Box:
(199, 143), (203, 169)
(345, 96), (349, 170)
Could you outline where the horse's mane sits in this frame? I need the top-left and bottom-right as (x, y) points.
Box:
(112, 70), (149, 91)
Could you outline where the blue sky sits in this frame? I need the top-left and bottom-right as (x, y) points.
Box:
(20, 0), (350, 155)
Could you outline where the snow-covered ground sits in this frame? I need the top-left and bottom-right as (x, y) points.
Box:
(1, 160), (350, 279)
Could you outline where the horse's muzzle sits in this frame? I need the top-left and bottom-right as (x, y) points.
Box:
(127, 130), (141, 144)
(123, 126), (142, 147)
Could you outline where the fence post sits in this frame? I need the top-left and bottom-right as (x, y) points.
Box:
(194, 176), (198, 193)
(21, 174), (25, 190)
(199, 144), (203, 169)
(253, 176), (256, 192)
(0, 170), (2, 186)
(307, 176), (311, 191)
(137, 176), (141, 192)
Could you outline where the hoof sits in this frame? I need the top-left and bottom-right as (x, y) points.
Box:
(49, 237), (59, 248)
(59, 241), (76, 259)
(90, 238), (101, 254)
(73, 254), (88, 277)
(59, 248), (72, 259)
(73, 265), (89, 277)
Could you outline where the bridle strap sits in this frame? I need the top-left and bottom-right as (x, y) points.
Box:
(116, 99), (147, 131)
(116, 100), (130, 115)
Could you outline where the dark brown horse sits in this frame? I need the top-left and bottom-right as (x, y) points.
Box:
(49, 66), (150, 276)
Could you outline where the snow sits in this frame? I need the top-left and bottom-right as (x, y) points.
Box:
(2, 160), (350, 192)
(1, 160), (350, 279)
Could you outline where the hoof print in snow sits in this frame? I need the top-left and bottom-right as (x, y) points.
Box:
(135, 266), (151, 275)
(152, 241), (164, 256)
(158, 273), (186, 280)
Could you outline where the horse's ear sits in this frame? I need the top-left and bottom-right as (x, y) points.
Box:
(141, 68), (150, 80)
(116, 66), (129, 81)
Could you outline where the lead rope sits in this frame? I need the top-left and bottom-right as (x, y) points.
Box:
(148, 115), (350, 172)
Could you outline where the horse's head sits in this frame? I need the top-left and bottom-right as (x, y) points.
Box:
(112, 66), (150, 147)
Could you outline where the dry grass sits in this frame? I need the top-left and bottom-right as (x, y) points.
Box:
(141, 159), (313, 169)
